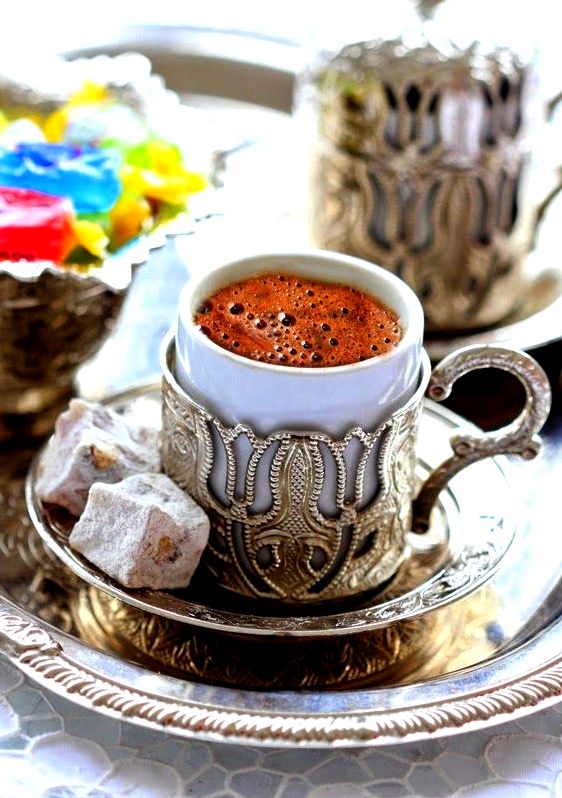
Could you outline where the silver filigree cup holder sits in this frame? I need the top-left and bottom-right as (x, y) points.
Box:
(161, 336), (551, 605)
(304, 37), (562, 332)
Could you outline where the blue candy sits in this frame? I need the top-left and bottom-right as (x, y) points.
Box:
(0, 143), (121, 213)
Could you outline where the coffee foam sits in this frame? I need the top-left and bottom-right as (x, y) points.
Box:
(193, 272), (402, 368)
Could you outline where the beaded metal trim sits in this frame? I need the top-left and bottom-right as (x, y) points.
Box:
(161, 342), (427, 603)
(306, 38), (561, 331)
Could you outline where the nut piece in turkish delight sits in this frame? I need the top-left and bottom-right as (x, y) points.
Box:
(35, 398), (160, 516)
(68, 472), (210, 589)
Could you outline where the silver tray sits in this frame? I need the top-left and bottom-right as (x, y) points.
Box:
(1, 382), (561, 745)
(0, 34), (559, 747)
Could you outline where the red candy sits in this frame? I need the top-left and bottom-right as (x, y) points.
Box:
(0, 187), (75, 264)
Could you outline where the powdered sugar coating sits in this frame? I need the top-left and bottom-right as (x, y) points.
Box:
(35, 398), (160, 516)
(68, 472), (209, 589)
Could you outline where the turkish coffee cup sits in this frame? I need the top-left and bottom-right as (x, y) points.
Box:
(161, 250), (550, 605)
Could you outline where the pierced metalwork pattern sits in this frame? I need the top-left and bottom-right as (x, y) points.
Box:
(26, 447), (517, 638)
(161, 339), (550, 604)
(306, 37), (560, 331)
(161, 345), (423, 603)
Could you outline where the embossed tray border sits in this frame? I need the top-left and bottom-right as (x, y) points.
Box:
(0, 604), (562, 748)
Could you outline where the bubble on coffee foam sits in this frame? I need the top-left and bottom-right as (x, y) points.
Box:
(193, 273), (402, 367)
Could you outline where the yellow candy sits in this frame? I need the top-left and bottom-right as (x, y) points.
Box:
(110, 194), (152, 247)
(68, 81), (109, 107)
(43, 109), (69, 142)
(73, 220), (109, 259)
(120, 138), (206, 205)
(145, 140), (182, 172)
(43, 82), (110, 142)
(121, 163), (206, 206)
(0, 111), (7, 132)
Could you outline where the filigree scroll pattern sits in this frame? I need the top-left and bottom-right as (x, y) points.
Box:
(78, 588), (446, 689)
(161, 353), (422, 603)
(309, 39), (533, 331)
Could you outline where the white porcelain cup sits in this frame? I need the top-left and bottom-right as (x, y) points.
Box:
(175, 250), (424, 438)
(174, 250), (424, 516)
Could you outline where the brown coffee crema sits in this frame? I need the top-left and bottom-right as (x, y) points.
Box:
(193, 273), (402, 367)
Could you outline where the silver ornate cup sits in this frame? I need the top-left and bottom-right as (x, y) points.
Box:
(302, 35), (562, 332)
(161, 336), (550, 605)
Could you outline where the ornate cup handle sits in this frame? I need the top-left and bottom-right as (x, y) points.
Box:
(412, 345), (552, 533)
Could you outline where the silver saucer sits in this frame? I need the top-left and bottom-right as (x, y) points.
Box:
(26, 385), (516, 639)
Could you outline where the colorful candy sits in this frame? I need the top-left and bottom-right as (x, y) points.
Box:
(109, 193), (151, 248)
(73, 220), (109, 259)
(121, 140), (206, 206)
(0, 80), (207, 268)
(0, 187), (75, 263)
(0, 143), (121, 213)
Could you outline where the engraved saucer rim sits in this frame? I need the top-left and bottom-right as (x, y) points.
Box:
(25, 385), (517, 639)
